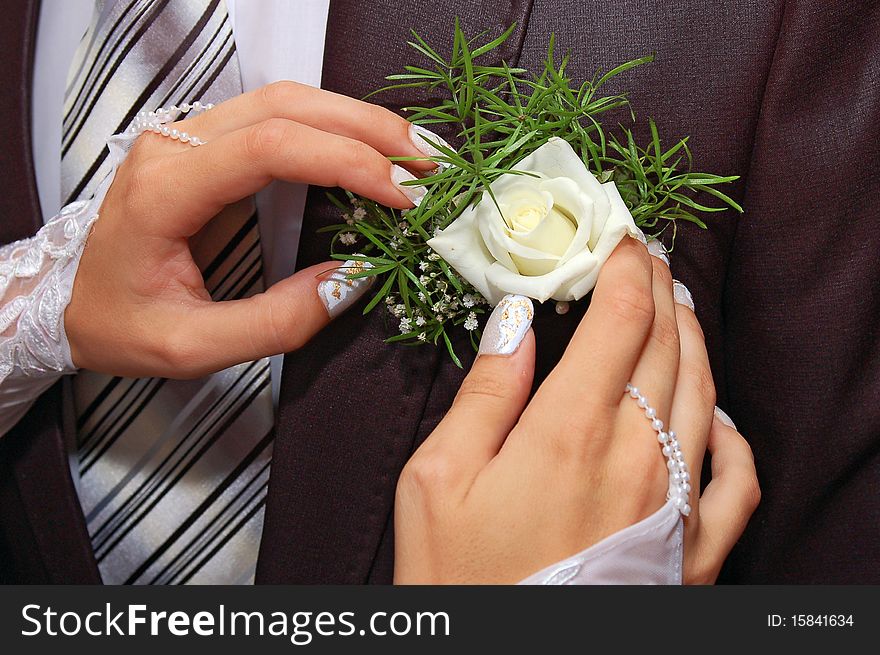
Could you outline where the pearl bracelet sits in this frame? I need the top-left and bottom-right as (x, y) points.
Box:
(625, 383), (692, 517)
(127, 101), (214, 146)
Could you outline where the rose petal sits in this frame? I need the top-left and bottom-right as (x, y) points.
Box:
(485, 250), (598, 304)
(513, 137), (610, 229)
(427, 206), (496, 301)
(537, 177), (594, 264)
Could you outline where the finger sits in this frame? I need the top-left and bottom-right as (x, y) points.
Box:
(146, 118), (421, 237)
(418, 295), (535, 484)
(535, 236), (654, 416)
(171, 81), (439, 171)
(165, 260), (373, 376)
(667, 281), (715, 489)
(694, 415), (760, 568)
(625, 243), (680, 431)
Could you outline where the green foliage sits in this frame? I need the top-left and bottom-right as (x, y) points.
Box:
(325, 21), (741, 364)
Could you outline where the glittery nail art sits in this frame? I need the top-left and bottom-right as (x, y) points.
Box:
(478, 294), (534, 356)
(317, 259), (374, 319)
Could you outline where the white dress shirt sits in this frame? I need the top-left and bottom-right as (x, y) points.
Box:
(31, 0), (332, 403)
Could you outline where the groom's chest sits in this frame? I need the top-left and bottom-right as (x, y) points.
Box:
(305, 0), (781, 378)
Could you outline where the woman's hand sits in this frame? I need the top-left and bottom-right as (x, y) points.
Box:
(66, 81), (440, 378)
(394, 237), (760, 584)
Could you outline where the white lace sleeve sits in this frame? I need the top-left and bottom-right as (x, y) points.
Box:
(0, 198), (99, 436)
(0, 134), (136, 437)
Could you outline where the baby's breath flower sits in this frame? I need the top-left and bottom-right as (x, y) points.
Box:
(462, 294), (476, 308)
(393, 303), (406, 317)
(415, 315), (427, 327)
(339, 232), (357, 246)
(419, 261), (430, 272)
(419, 274), (430, 286)
(352, 207), (367, 221)
(427, 253), (441, 261)
(399, 317), (412, 333)
(417, 292), (426, 303)
(463, 312), (479, 331)
(417, 332), (427, 342)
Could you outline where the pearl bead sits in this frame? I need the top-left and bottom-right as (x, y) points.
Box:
(190, 136), (202, 146)
(681, 504), (691, 517)
(645, 407), (657, 419)
(651, 418), (664, 431)
(681, 471), (690, 482)
(170, 129), (180, 139)
(205, 102), (214, 109)
(181, 103), (191, 112)
(673, 496), (684, 508)
(160, 126), (170, 136)
(629, 386), (639, 399)
(667, 459), (677, 471)
(683, 482), (692, 493)
(179, 132), (190, 143)
(657, 431), (668, 444)
(555, 301), (570, 315)
(193, 101), (203, 111)
(637, 396), (648, 409)
(662, 445), (672, 457)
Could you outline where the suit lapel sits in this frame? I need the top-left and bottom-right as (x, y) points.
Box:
(257, 0), (534, 583)
(0, 0), (100, 583)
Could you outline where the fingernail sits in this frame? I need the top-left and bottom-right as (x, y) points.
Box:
(629, 228), (648, 246)
(647, 239), (669, 266)
(391, 164), (427, 206)
(672, 280), (694, 311)
(478, 294), (534, 356)
(409, 124), (453, 168)
(714, 406), (737, 430)
(317, 259), (375, 319)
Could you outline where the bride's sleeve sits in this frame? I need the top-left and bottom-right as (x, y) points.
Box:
(0, 135), (136, 438)
(517, 501), (684, 585)
(0, 196), (103, 438)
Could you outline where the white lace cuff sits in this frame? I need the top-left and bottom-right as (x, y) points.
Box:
(0, 135), (136, 437)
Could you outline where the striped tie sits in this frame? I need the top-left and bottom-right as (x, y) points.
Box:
(63, 0), (274, 585)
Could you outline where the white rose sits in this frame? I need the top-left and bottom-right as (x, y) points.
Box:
(427, 137), (640, 305)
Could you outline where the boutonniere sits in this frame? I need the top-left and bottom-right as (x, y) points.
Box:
(324, 23), (740, 365)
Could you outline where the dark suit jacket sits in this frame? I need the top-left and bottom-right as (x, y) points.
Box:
(2, 0), (878, 584)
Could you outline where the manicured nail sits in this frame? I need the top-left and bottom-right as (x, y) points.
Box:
(647, 239), (670, 266)
(391, 164), (427, 206)
(672, 280), (694, 311)
(317, 259), (375, 319)
(629, 228), (648, 245)
(409, 124), (453, 167)
(714, 406), (737, 430)
(478, 294), (534, 356)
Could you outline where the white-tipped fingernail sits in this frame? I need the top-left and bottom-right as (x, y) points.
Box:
(672, 280), (694, 311)
(629, 228), (648, 245)
(391, 164), (427, 206)
(317, 259), (375, 319)
(409, 124), (453, 169)
(478, 294), (534, 356)
(714, 406), (737, 430)
(647, 239), (670, 266)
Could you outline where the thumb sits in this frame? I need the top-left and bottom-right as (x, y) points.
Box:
(181, 259), (374, 375)
(419, 295), (536, 483)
